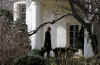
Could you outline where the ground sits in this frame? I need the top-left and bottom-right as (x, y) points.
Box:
(13, 49), (100, 65)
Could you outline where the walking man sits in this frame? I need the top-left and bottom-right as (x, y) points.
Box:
(43, 27), (52, 57)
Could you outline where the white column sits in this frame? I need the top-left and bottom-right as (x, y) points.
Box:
(84, 28), (94, 58)
(26, 1), (41, 49)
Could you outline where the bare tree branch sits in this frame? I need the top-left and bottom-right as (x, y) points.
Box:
(28, 13), (72, 36)
(28, 0), (88, 36)
(69, 0), (85, 24)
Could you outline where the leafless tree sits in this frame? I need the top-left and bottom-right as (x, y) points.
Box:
(28, 0), (99, 36)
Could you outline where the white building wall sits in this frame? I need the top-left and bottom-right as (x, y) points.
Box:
(42, 16), (68, 49)
(25, 0), (71, 49)
(56, 21), (67, 48)
(13, 0), (80, 50)
(13, 0), (80, 49)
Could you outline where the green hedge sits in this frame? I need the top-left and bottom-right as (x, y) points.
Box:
(13, 49), (46, 65)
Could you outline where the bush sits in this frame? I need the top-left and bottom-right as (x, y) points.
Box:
(13, 49), (47, 65)
(28, 49), (42, 56)
(13, 55), (46, 65)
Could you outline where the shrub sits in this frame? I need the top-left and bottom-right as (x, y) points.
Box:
(13, 49), (46, 65)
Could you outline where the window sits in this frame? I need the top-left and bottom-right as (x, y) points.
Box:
(70, 25), (79, 48)
(13, 1), (26, 23)
(18, 4), (26, 22)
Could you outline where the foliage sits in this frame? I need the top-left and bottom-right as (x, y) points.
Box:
(0, 9), (13, 22)
(13, 55), (46, 65)
(28, 49), (42, 56)
(13, 49), (46, 65)
(13, 48), (100, 65)
(47, 57), (57, 65)
(13, 49), (58, 65)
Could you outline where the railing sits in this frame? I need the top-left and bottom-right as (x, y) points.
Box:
(53, 48), (99, 65)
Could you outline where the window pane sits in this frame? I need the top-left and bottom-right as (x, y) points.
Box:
(70, 32), (73, 37)
(70, 25), (74, 31)
(75, 32), (79, 38)
(70, 39), (73, 48)
(70, 25), (79, 48)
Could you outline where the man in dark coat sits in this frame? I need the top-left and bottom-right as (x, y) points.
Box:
(43, 27), (52, 57)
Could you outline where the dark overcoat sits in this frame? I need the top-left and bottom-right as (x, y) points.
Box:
(44, 31), (51, 51)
